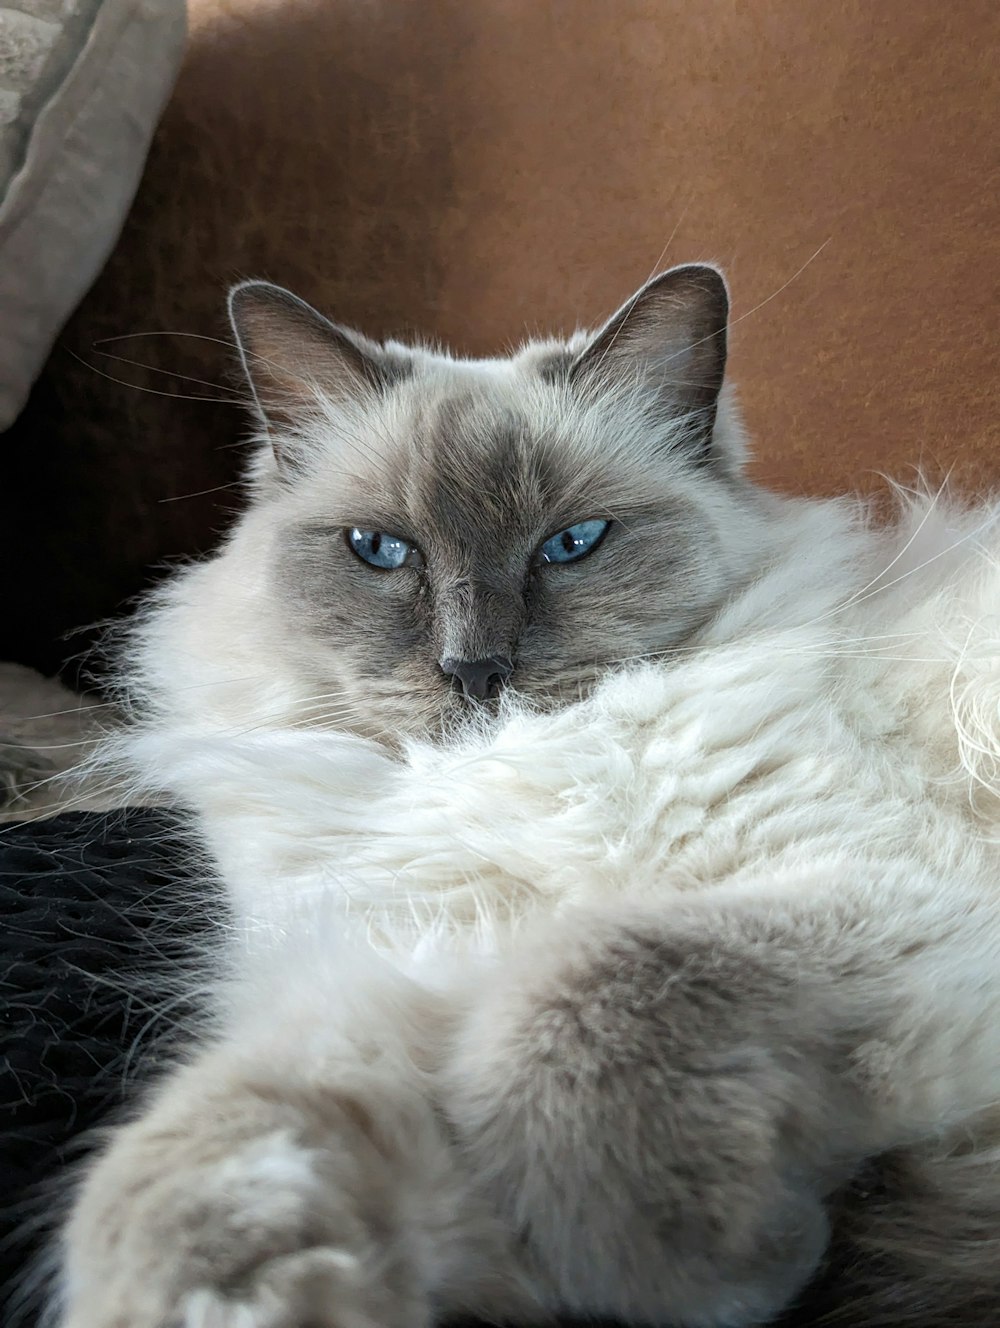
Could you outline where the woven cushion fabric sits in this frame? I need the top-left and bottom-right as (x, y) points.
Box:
(0, 0), (186, 429)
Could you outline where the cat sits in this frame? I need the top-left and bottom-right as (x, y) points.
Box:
(51, 264), (1000, 1328)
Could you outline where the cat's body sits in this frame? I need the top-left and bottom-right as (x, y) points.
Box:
(53, 268), (1000, 1327)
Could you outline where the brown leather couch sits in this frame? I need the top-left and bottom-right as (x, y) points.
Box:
(2, 0), (997, 678)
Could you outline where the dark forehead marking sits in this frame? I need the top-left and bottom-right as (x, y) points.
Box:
(399, 391), (557, 543)
(423, 393), (525, 480)
(533, 347), (576, 384)
(377, 348), (417, 387)
(374, 384), (646, 551)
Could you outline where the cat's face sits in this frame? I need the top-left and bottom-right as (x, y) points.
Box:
(230, 267), (767, 742)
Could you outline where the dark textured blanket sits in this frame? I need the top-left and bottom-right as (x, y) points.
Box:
(0, 810), (217, 1320)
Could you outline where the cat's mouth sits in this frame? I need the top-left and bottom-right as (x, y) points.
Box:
(434, 661), (608, 733)
(438, 683), (506, 727)
(339, 660), (610, 753)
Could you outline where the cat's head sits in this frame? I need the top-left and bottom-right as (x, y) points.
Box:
(228, 266), (770, 742)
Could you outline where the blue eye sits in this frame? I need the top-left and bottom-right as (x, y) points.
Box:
(346, 528), (421, 569)
(539, 518), (610, 565)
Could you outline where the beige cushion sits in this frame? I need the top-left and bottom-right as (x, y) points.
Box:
(0, 0), (186, 428)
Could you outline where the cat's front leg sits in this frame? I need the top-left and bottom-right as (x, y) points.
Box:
(56, 956), (518, 1328)
(60, 1064), (427, 1328)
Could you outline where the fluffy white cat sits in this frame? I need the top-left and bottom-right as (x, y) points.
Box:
(55, 266), (1000, 1328)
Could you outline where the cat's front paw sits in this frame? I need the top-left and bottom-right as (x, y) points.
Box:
(58, 1073), (430, 1328)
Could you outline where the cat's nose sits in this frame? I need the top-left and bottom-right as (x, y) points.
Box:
(440, 655), (514, 701)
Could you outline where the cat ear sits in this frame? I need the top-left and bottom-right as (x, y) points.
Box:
(228, 281), (395, 467)
(570, 264), (729, 463)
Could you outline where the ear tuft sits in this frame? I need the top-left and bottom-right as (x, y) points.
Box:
(570, 264), (730, 463)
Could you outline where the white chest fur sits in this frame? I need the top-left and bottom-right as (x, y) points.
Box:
(132, 629), (992, 970)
